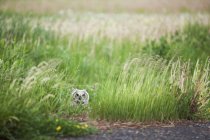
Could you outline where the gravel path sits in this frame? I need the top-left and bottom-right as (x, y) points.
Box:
(62, 122), (210, 140)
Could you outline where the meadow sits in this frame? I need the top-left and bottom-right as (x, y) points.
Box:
(0, 1), (210, 139)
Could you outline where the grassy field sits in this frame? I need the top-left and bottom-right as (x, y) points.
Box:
(0, 0), (210, 139)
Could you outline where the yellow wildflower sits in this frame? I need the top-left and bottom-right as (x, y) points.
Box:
(75, 125), (81, 129)
(82, 124), (88, 129)
(75, 124), (88, 129)
(56, 126), (62, 132)
(80, 124), (88, 129)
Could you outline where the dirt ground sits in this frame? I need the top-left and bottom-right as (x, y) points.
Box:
(61, 121), (210, 140)
(0, 0), (210, 14)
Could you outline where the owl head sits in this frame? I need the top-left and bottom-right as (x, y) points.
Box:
(71, 89), (89, 105)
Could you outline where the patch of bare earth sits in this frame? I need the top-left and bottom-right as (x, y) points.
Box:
(63, 114), (210, 140)
(67, 113), (209, 130)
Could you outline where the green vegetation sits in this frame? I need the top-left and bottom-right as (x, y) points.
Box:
(91, 58), (210, 121)
(0, 11), (209, 139)
(0, 13), (95, 139)
(143, 23), (210, 63)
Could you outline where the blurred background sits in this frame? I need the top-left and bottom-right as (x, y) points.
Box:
(0, 0), (210, 14)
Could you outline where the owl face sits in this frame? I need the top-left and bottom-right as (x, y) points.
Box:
(71, 89), (89, 105)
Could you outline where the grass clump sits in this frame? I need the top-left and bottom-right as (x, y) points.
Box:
(91, 57), (210, 121)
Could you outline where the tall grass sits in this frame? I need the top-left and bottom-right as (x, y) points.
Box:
(91, 57), (210, 121)
(0, 13), (95, 139)
(0, 11), (209, 139)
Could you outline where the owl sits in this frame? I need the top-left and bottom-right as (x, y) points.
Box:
(71, 89), (89, 105)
